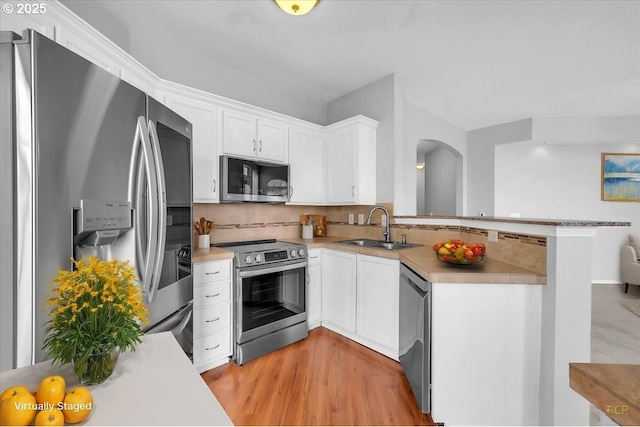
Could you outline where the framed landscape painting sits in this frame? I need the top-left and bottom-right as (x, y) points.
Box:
(601, 153), (640, 202)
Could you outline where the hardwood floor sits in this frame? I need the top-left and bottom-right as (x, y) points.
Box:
(201, 327), (435, 426)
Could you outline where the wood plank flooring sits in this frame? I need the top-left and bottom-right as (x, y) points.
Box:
(201, 327), (435, 426)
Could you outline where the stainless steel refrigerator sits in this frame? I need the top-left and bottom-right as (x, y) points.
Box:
(1, 30), (193, 370)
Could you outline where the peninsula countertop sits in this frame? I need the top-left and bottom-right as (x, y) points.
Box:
(570, 363), (640, 426)
(0, 332), (233, 426)
(193, 236), (546, 285)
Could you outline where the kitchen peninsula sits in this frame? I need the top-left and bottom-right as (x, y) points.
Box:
(0, 332), (233, 426)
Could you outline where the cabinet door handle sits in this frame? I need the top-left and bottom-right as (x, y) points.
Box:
(352, 186), (355, 197)
(259, 140), (262, 152)
(205, 344), (221, 351)
(205, 293), (221, 298)
(252, 139), (256, 151)
(205, 317), (221, 323)
(309, 256), (319, 259)
(213, 178), (217, 194)
(205, 271), (221, 275)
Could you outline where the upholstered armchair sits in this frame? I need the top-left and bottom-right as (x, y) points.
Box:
(621, 244), (640, 293)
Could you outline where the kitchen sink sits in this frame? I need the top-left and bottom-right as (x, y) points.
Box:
(335, 239), (423, 251)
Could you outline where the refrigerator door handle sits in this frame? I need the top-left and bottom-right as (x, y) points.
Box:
(147, 120), (167, 304)
(128, 116), (159, 301)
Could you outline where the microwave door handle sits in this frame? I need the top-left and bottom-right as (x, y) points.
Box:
(147, 120), (167, 304)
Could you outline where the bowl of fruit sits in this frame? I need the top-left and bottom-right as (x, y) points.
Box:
(432, 239), (486, 265)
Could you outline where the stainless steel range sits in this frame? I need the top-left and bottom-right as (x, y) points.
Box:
(212, 239), (308, 365)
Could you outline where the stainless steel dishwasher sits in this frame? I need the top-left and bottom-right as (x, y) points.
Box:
(399, 263), (432, 413)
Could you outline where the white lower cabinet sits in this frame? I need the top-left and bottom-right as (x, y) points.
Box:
(321, 249), (399, 359)
(193, 260), (232, 372)
(307, 249), (322, 328)
(356, 254), (399, 355)
(322, 250), (357, 334)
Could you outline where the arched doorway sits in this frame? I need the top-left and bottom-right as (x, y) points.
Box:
(416, 140), (462, 215)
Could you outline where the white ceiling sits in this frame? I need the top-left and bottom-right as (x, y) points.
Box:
(89, 0), (639, 131)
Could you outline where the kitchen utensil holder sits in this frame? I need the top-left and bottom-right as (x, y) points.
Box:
(198, 234), (210, 248)
(302, 224), (313, 240)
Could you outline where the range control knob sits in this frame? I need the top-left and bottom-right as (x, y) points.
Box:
(244, 255), (252, 265)
(255, 254), (263, 263)
(297, 248), (305, 257)
(290, 249), (297, 258)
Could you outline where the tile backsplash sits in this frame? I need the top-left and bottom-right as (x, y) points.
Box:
(193, 203), (546, 274)
(193, 203), (393, 243)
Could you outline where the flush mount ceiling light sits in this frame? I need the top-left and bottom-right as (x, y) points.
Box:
(416, 163), (426, 170)
(273, 0), (319, 15)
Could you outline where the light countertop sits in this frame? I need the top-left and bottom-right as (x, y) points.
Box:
(0, 332), (233, 426)
(194, 236), (546, 285)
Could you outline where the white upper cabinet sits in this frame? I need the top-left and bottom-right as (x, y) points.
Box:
(156, 83), (219, 203)
(324, 116), (378, 205)
(288, 127), (324, 204)
(258, 119), (288, 162)
(222, 110), (287, 163)
(325, 126), (358, 204)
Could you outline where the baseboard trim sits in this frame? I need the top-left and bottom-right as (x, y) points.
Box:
(592, 280), (623, 285)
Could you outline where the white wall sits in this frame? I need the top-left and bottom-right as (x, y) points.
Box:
(495, 142), (640, 282)
(466, 119), (532, 216)
(60, 0), (129, 52)
(401, 101), (467, 215)
(326, 74), (398, 203)
(424, 146), (457, 215)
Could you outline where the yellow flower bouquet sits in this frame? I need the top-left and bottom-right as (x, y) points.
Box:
(43, 257), (148, 384)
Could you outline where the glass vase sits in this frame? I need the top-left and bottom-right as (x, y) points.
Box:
(72, 347), (120, 385)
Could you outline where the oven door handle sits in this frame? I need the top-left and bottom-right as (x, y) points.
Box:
(238, 260), (308, 278)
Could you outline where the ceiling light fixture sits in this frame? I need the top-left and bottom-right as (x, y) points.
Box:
(416, 163), (426, 170)
(273, 0), (319, 16)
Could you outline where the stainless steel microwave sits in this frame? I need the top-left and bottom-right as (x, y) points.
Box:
(220, 155), (290, 203)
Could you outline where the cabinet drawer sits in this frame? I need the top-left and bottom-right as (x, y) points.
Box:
(194, 281), (231, 309)
(193, 329), (231, 365)
(193, 304), (231, 337)
(308, 249), (322, 265)
(194, 260), (231, 284)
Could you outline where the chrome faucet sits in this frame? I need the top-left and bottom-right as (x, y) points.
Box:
(366, 206), (391, 242)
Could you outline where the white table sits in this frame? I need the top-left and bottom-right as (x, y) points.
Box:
(0, 332), (233, 426)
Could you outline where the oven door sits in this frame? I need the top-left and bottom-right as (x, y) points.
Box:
(236, 260), (307, 344)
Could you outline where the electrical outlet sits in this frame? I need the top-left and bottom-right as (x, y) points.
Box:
(381, 214), (387, 227)
(488, 230), (498, 242)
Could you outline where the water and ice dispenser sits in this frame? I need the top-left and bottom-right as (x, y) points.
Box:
(73, 200), (132, 262)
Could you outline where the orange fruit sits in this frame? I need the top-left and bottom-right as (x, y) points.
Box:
(61, 387), (93, 424)
(36, 375), (66, 407)
(35, 406), (65, 426)
(0, 385), (31, 403)
(0, 388), (37, 426)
